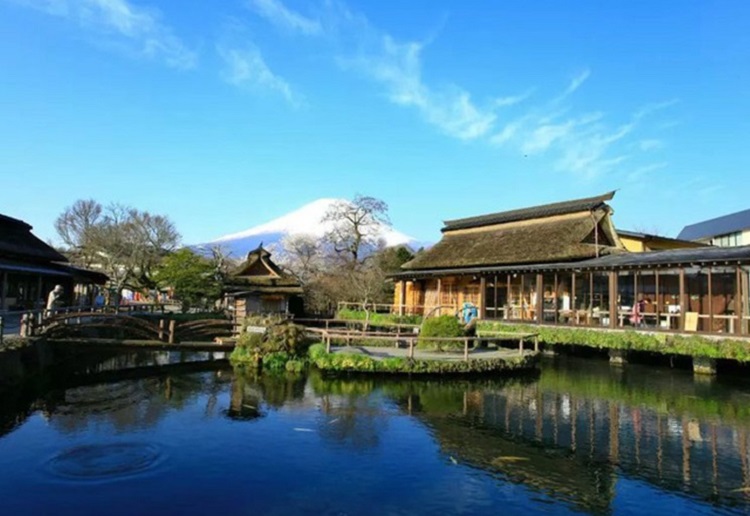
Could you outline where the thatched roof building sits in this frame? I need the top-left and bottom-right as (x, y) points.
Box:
(1, 213), (107, 311)
(224, 245), (303, 318)
(403, 191), (622, 271)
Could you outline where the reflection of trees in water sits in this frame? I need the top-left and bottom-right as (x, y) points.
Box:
(46, 369), (230, 433)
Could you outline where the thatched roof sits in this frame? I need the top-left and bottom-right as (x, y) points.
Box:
(227, 245), (302, 294)
(0, 213), (68, 263)
(402, 210), (620, 271)
(442, 191), (615, 232)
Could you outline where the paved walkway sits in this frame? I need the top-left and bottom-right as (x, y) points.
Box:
(329, 345), (532, 362)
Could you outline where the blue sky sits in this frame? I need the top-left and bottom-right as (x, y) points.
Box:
(1, 0), (749, 245)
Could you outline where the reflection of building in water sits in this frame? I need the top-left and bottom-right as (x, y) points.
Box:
(395, 373), (750, 513)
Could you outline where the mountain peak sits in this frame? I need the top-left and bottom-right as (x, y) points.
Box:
(197, 198), (415, 258)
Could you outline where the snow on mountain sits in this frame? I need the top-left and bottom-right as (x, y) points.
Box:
(194, 198), (417, 259)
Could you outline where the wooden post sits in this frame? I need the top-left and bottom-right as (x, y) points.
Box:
(518, 338), (523, 355)
(708, 268), (714, 333)
(399, 281), (406, 316)
(679, 268), (687, 331)
(734, 265), (745, 333)
(589, 272), (594, 325)
(408, 338), (415, 359)
(159, 319), (165, 341)
(168, 320), (176, 344)
(553, 273), (559, 324)
(0, 271), (7, 311)
(464, 338), (469, 362)
(535, 273), (543, 324)
(609, 271), (618, 329)
(479, 276), (486, 319)
(325, 332), (331, 353)
(506, 274), (511, 319)
(436, 278), (442, 316)
(493, 275), (499, 320)
(534, 335), (539, 352)
(655, 270), (661, 327)
(571, 272), (577, 324)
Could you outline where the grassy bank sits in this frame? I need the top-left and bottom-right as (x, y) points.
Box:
(307, 343), (538, 375)
(478, 321), (750, 362)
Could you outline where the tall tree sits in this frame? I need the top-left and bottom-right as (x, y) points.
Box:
(154, 249), (221, 312)
(55, 200), (180, 299)
(323, 195), (390, 264)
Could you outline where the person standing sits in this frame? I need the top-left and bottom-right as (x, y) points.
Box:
(46, 285), (64, 312)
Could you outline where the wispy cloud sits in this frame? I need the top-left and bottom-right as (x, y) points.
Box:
(7, 0), (197, 68)
(217, 44), (298, 106)
(346, 36), (497, 140)
(492, 81), (678, 179)
(247, 0), (322, 35)
(553, 69), (591, 103)
(246, 0), (677, 177)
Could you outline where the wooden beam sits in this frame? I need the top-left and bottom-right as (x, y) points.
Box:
(708, 268), (713, 333)
(609, 272), (618, 329)
(535, 273), (543, 324)
(436, 278), (442, 316)
(505, 272), (511, 319)
(679, 268), (687, 331)
(493, 275), (499, 320)
(734, 265), (744, 333)
(655, 270), (661, 326)
(554, 273), (559, 324)
(399, 280), (407, 316)
(0, 271), (7, 312)
(479, 276), (486, 319)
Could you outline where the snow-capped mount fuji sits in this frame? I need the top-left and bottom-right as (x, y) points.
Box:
(194, 198), (417, 259)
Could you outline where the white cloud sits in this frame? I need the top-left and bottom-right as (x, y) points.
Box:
(217, 44), (298, 105)
(247, 0), (322, 35)
(8, 0), (196, 68)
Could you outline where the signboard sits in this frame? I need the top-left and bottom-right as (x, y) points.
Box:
(246, 326), (266, 334)
(684, 312), (699, 332)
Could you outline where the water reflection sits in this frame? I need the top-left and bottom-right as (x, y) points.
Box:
(2, 348), (750, 514)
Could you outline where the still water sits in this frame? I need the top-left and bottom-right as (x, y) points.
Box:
(2, 349), (750, 515)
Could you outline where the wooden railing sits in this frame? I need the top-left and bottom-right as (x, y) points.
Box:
(308, 327), (538, 362)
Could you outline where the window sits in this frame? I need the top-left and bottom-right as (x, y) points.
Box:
(712, 232), (742, 247)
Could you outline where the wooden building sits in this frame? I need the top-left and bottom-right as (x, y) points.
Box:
(392, 193), (750, 336)
(617, 230), (706, 253)
(0, 213), (107, 311)
(224, 245), (304, 319)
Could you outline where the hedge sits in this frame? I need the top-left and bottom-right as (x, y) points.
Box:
(478, 321), (750, 362)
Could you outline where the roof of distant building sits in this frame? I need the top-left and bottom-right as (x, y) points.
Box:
(677, 208), (750, 241)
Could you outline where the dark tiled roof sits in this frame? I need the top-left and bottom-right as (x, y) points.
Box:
(677, 208), (750, 241)
(442, 191), (615, 232)
(0, 213), (68, 263)
(402, 211), (620, 270)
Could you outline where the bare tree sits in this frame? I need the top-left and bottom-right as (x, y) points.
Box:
(279, 234), (324, 283)
(323, 195), (390, 264)
(55, 200), (181, 301)
(54, 199), (103, 266)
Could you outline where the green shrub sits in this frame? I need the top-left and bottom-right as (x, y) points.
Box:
(418, 315), (466, 351)
(285, 359), (306, 373)
(263, 352), (291, 372)
(336, 308), (422, 326)
(477, 321), (750, 362)
(266, 322), (308, 356)
(236, 331), (265, 350)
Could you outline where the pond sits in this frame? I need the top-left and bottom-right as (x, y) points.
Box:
(1, 348), (749, 515)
